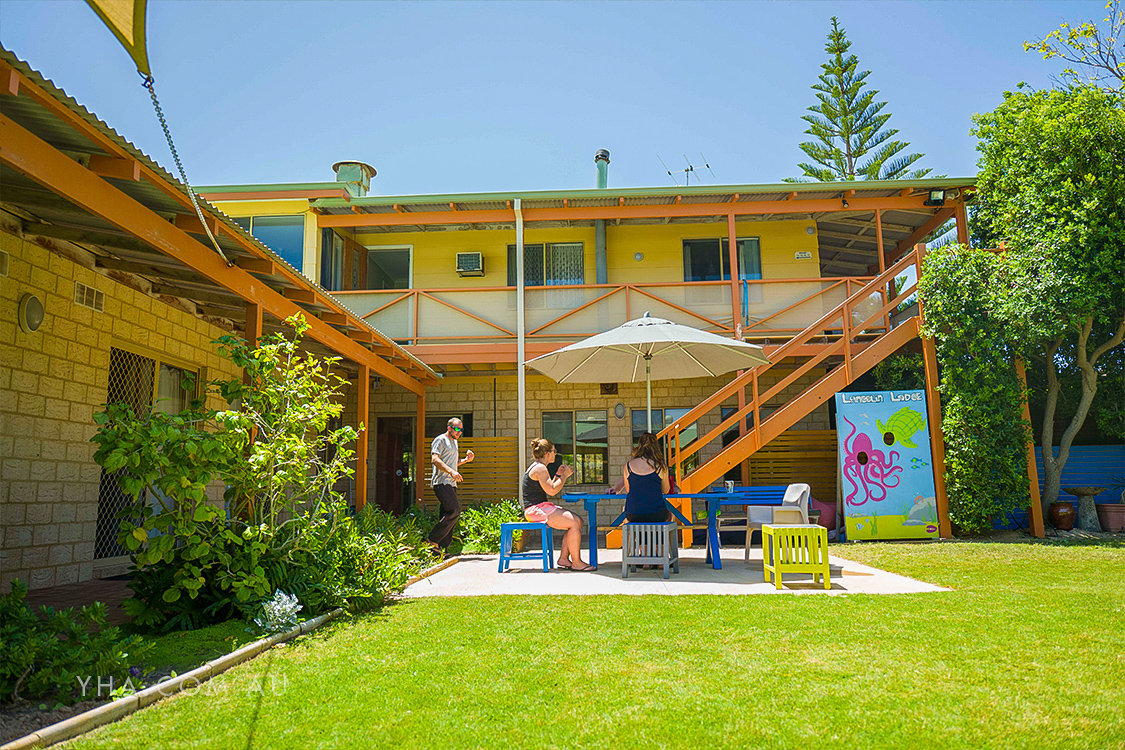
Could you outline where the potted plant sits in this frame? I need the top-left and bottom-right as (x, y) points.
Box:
(1094, 477), (1125, 534)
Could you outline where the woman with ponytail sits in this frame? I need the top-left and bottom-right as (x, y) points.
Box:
(523, 438), (594, 571)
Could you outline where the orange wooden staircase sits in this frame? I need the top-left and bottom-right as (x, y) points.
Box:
(660, 246), (927, 494)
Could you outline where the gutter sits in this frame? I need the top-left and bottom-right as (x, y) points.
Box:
(307, 177), (980, 209)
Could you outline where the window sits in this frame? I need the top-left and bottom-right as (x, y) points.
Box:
(425, 414), (473, 439)
(631, 408), (666, 439)
(234, 215), (304, 271)
(683, 237), (762, 283)
(543, 410), (607, 484)
(367, 246), (412, 290)
(320, 230), (345, 291)
(507, 243), (584, 286)
(96, 348), (196, 560)
(634, 407), (699, 473)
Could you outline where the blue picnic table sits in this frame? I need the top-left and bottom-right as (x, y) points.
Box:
(562, 486), (788, 570)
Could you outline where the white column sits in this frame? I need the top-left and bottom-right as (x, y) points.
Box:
(515, 199), (526, 508)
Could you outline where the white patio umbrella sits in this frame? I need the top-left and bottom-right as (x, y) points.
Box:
(524, 313), (770, 431)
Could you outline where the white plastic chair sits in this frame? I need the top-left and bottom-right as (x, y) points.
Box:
(745, 483), (811, 561)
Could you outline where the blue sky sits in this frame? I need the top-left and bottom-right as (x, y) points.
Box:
(0, 1), (1100, 195)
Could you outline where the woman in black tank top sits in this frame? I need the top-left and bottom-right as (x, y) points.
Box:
(523, 438), (594, 571)
(622, 432), (672, 523)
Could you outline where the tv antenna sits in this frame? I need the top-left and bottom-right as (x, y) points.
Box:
(657, 153), (717, 186)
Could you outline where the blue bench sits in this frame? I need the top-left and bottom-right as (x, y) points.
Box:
(498, 522), (555, 572)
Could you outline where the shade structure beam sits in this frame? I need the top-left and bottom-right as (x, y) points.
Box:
(0, 111), (428, 395)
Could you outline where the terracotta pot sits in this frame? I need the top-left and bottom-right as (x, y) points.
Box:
(1094, 503), (1125, 534)
(1048, 501), (1076, 531)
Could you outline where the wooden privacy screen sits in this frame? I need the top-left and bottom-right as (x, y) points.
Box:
(747, 429), (837, 504)
(423, 436), (519, 505)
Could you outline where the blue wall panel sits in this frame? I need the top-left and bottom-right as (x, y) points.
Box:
(1034, 445), (1125, 504)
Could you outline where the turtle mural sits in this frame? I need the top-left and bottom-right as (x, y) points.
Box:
(877, 406), (925, 448)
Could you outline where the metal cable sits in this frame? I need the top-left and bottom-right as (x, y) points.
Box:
(141, 73), (232, 265)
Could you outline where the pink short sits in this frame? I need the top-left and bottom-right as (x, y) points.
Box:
(525, 502), (560, 523)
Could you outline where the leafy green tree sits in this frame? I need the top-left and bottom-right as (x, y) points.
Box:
(790, 17), (929, 182)
(972, 84), (1125, 515)
(1025, 0), (1124, 92)
(919, 245), (1032, 533)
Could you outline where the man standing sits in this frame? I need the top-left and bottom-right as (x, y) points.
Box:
(428, 417), (474, 553)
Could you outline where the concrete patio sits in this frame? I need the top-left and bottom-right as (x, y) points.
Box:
(404, 545), (948, 598)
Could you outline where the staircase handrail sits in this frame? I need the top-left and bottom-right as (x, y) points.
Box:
(658, 246), (922, 452)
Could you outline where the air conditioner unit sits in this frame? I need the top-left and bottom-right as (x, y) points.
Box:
(455, 251), (484, 277)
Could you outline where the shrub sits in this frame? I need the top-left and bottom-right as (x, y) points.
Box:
(0, 581), (151, 704)
(456, 500), (522, 553)
(396, 499), (522, 554)
(873, 354), (925, 391)
(252, 591), (303, 634)
(92, 315), (424, 630)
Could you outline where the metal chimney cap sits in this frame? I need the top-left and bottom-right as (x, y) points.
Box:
(594, 149), (610, 163)
(332, 161), (377, 179)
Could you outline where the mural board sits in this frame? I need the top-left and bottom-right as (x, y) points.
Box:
(834, 390), (938, 540)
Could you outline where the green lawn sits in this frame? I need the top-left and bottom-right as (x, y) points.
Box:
(137, 619), (260, 679)
(65, 541), (1124, 750)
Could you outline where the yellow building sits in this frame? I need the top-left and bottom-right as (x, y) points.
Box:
(203, 155), (972, 527)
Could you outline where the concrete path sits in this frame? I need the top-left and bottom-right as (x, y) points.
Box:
(403, 546), (947, 598)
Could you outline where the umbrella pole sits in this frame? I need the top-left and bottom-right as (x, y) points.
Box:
(646, 356), (652, 432)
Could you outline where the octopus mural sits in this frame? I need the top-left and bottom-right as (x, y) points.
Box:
(841, 414), (903, 506)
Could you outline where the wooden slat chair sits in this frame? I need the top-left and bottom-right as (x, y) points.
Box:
(621, 521), (680, 579)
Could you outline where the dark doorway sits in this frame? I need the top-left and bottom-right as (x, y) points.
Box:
(375, 416), (415, 515)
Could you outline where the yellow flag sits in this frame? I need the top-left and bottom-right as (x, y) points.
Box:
(84, 0), (150, 75)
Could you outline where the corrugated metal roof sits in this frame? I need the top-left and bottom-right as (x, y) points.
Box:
(0, 46), (435, 381)
(310, 176), (974, 210)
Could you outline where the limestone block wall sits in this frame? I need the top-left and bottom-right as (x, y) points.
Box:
(343, 363), (830, 528)
(0, 225), (240, 592)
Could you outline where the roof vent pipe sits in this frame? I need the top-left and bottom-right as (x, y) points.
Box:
(595, 149), (610, 190)
(594, 149), (610, 283)
(332, 160), (377, 197)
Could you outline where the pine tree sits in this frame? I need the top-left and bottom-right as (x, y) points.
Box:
(791, 18), (929, 182)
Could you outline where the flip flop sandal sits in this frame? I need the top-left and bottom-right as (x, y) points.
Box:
(555, 562), (573, 570)
(569, 564), (597, 572)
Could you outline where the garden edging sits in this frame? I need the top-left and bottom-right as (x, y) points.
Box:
(1, 557), (458, 750)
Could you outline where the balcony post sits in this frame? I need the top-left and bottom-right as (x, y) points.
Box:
(416, 388), (426, 511)
(243, 302), (263, 386)
(877, 209), (890, 331)
(955, 199), (970, 246)
(356, 363), (369, 513)
(727, 213), (740, 335)
(916, 244), (952, 539)
(1015, 358), (1046, 538)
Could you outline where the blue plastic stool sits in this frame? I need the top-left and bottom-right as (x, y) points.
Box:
(498, 522), (555, 572)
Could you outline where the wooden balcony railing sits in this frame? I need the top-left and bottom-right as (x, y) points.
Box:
(332, 277), (882, 348)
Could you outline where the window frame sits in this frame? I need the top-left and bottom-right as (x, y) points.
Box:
(682, 236), (762, 283)
(507, 242), (586, 287)
(542, 409), (608, 485)
(233, 214), (306, 272)
(364, 244), (414, 291)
